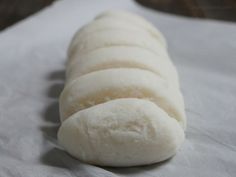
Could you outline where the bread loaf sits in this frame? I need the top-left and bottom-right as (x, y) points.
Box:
(58, 10), (186, 167)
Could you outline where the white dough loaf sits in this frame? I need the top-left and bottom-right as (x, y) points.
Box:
(58, 10), (186, 167)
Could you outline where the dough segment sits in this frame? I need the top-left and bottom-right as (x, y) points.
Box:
(58, 98), (185, 167)
(60, 68), (186, 128)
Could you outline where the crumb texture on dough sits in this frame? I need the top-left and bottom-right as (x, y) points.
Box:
(58, 10), (186, 167)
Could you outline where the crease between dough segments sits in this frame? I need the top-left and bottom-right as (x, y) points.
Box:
(66, 46), (179, 88)
(60, 68), (186, 128)
(94, 10), (167, 47)
(68, 29), (168, 60)
(68, 16), (166, 56)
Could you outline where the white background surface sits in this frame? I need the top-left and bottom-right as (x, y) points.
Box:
(0, 0), (236, 176)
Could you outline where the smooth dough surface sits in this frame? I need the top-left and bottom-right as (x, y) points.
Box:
(60, 68), (186, 128)
(66, 46), (179, 87)
(58, 98), (185, 167)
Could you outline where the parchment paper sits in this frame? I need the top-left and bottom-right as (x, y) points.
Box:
(0, 0), (236, 176)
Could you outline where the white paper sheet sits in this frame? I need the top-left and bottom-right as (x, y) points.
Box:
(0, 0), (236, 176)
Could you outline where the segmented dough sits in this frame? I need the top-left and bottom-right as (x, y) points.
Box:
(58, 10), (186, 167)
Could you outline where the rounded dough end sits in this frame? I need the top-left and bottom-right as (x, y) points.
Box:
(58, 98), (185, 167)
